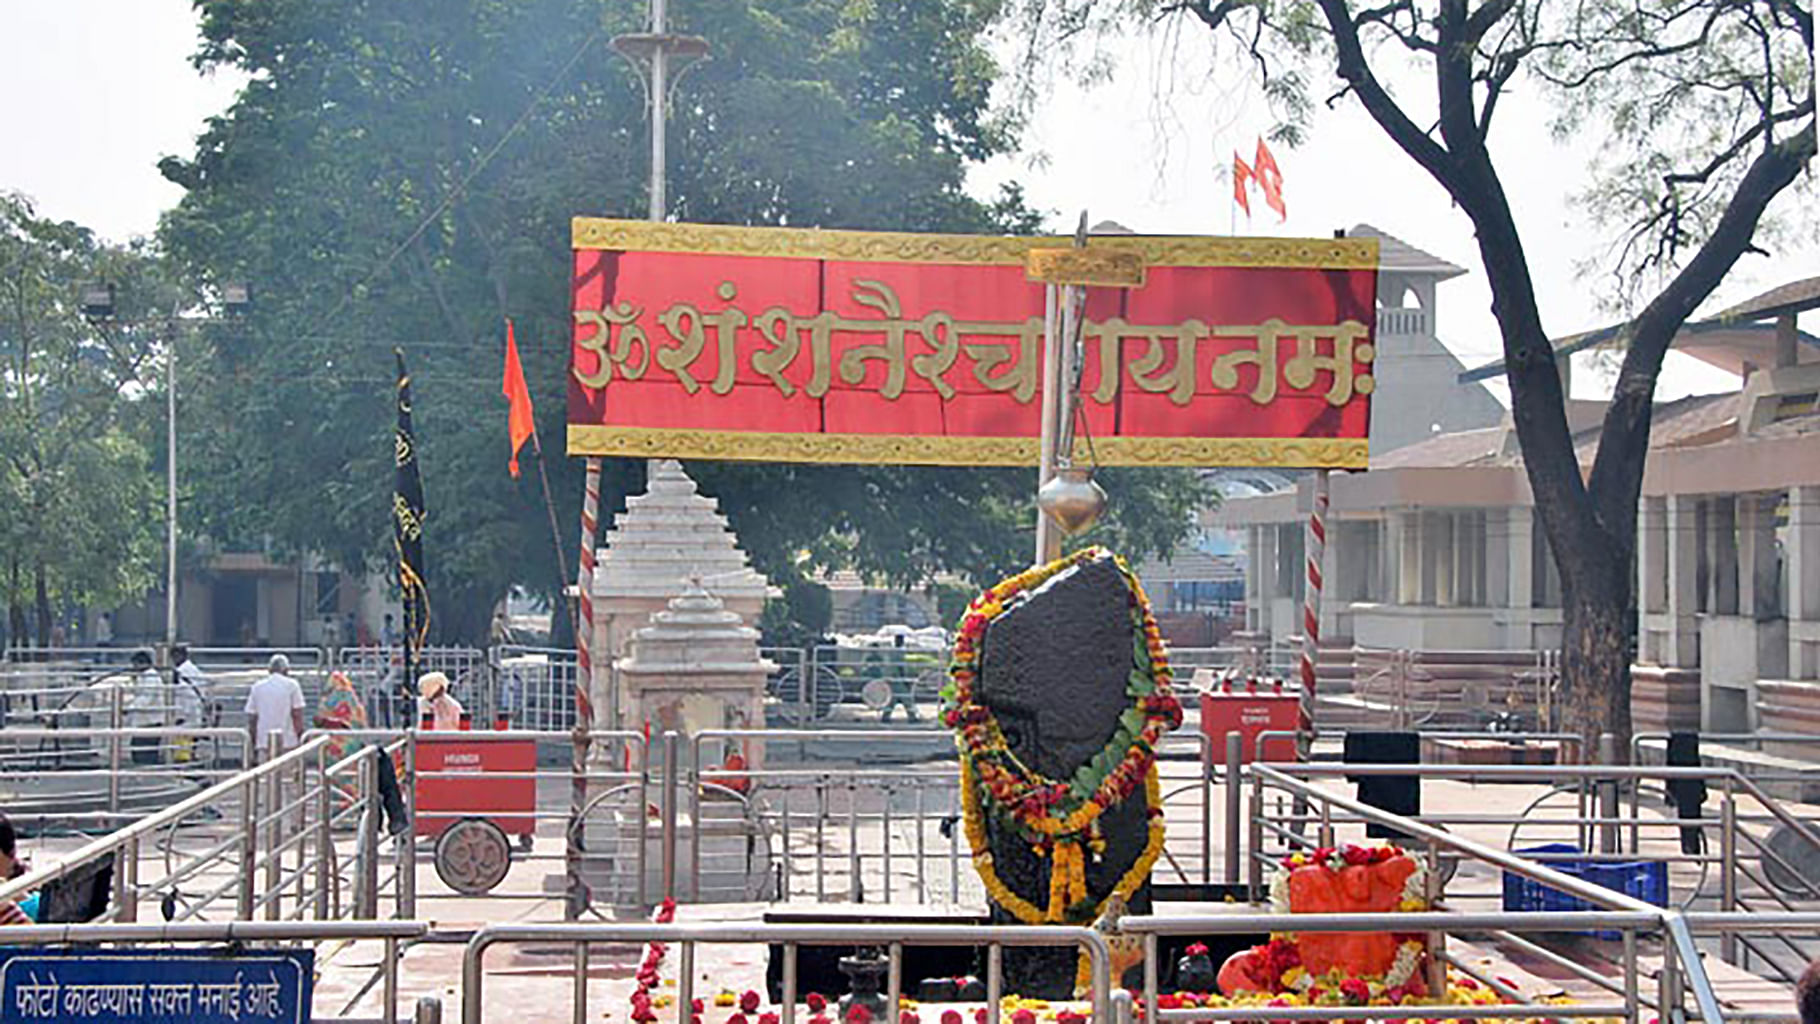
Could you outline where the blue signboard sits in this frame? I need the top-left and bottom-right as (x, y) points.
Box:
(0, 948), (313, 1022)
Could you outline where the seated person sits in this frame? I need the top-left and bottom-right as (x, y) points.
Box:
(0, 812), (39, 924)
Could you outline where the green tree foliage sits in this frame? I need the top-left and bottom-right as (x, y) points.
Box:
(158, 0), (1207, 642)
(1010, 0), (1813, 743)
(0, 193), (171, 646)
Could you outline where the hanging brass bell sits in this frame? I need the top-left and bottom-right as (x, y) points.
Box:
(1037, 465), (1108, 536)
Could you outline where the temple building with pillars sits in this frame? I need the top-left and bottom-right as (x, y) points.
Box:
(1218, 275), (1820, 739)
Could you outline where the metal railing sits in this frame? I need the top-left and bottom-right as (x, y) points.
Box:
(0, 919), (428, 1024)
(461, 922), (1111, 1024)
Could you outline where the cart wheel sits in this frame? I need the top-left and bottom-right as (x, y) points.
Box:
(516, 832), (535, 853)
(434, 817), (512, 895)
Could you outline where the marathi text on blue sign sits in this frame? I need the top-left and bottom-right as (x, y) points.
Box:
(0, 949), (312, 1023)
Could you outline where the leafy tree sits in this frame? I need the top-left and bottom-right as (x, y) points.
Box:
(1012, 0), (1814, 743)
(0, 193), (171, 648)
(158, 0), (1207, 642)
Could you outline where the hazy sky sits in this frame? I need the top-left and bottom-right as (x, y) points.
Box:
(3, 1), (1807, 402)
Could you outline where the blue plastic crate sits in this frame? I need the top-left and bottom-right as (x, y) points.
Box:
(1501, 843), (1668, 938)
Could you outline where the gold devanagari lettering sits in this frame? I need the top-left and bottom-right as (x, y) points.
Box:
(1209, 319), (1287, 405)
(655, 282), (747, 396)
(751, 308), (835, 398)
(572, 304), (651, 389)
(1127, 319), (1210, 406)
(1282, 320), (1374, 405)
(958, 318), (1042, 403)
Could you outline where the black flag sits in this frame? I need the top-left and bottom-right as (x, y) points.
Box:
(393, 349), (430, 704)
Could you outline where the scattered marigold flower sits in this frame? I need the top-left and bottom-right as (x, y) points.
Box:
(941, 1011), (963, 1024)
(716, 992), (738, 1008)
(900, 1013), (920, 1024)
(760, 1015), (780, 1024)
(728, 1015), (748, 1024)
(1058, 1011), (1089, 1024)
(807, 994), (828, 1013)
(693, 1000), (705, 1014)
(742, 991), (763, 1013)
(1011, 1011), (1037, 1024)
(849, 1006), (873, 1024)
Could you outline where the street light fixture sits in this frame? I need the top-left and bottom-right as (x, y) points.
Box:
(221, 281), (252, 315)
(81, 282), (116, 320)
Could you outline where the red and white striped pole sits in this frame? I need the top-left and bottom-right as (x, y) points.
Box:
(1298, 469), (1330, 750)
(568, 455), (602, 916)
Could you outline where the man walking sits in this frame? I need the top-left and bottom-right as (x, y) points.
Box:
(245, 654), (306, 760)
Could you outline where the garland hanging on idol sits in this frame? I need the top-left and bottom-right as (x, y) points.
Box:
(941, 547), (1183, 989)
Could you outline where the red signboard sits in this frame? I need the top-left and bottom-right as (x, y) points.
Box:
(569, 219), (1379, 467)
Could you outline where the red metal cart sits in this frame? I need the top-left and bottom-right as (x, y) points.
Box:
(413, 733), (539, 894)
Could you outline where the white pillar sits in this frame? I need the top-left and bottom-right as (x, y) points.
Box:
(1508, 507), (1535, 611)
(1738, 493), (1778, 620)
(1436, 513), (1458, 607)
(1789, 486), (1820, 679)
(1713, 498), (1739, 615)
(1393, 511), (1422, 605)
(1244, 526), (1264, 631)
(1256, 524), (1279, 635)
(1637, 498), (1663, 663)
(1666, 495), (1701, 668)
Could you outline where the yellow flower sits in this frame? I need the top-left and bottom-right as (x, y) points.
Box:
(715, 992), (737, 1007)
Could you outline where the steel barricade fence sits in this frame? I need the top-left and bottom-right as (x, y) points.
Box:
(495, 645), (581, 732)
(461, 922), (1112, 1024)
(0, 920), (428, 1024)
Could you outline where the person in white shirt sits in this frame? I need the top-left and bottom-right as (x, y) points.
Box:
(171, 644), (209, 724)
(126, 649), (164, 765)
(245, 653), (306, 759)
(418, 672), (464, 730)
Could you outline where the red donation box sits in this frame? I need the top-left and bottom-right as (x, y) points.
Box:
(1201, 684), (1301, 763)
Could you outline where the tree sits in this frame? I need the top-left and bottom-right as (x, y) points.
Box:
(0, 193), (171, 648)
(1012, 0), (1814, 746)
(158, 0), (1208, 642)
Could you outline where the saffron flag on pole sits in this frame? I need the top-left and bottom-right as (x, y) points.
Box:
(1254, 136), (1287, 220)
(503, 319), (535, 478)
(1233, 151), (1255, 216)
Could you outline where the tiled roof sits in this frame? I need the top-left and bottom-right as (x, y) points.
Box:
(1369, 426), (1504, 469)
(1713, 277), (1820, 322)
(1348, 224), (1468, 279)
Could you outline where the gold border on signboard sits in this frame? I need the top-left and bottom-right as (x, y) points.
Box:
(566, 425), (1369, 469)
(571, 218), (1380, 270)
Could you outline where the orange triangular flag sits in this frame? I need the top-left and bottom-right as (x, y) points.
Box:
(1233, 151), (1255, 216)
(1254, 137), (1286, 220)
(502, 319), (535, 478)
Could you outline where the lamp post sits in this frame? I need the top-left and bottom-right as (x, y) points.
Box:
(83, 282), (251, 650)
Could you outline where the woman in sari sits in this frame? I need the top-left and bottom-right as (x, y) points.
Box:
(314, 673), (408, 833)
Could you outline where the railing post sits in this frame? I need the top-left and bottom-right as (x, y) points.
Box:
(359, 751), (381, 919)
(1247, 767), (1265, 897)
(401, 734), (418, 918)
(1720, 777), (1738, 964)
(661, 730), (680, 904)
(573, 940), (590, 1024)
(264, 731), (283, 920)
(239, 763), (258, 919)
(1597, 732), (1619, 854)
(690, 732), (703, 902)
(116, 835), (139, 923)
(316, 744), (333, 920)
(383, 935), (400, 1024)
(108, 684), (124, 815)
(1224, 731), (1243, 885)
(414, 997), (443, 1024)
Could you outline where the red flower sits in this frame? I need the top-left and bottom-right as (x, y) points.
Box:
(807, 994), (828, 1013)
(1339, 979), (1371, 1004)
(1058, 1013), (1088, 1024)
(809, 1017), (831, 1024)
(1156, 995), (1183, 1010)
(655, 898), (677, 923)
(901, 1013), (921, 1024)
(1342, 846), (1374, 867)
(850, 1006), (874, 1024)
(974, 1009), (988, 1024)
(761, 1016), (780, 1024)
(941, 1013), (963, 1024)
(741, 991), (763, 1013)
(693, 1001), (705, 1014)
(1011, 1011), (1037, 1024)
(729, 1015), (749, 1024)
(1185, 943), (1209, 957)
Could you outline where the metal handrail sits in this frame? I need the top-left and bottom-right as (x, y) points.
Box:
(461, 923), (1111, 1024)
(1248, 763), (1727, 1024)
(0, 919), (427, 943)
(0, 734), (331, 907)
